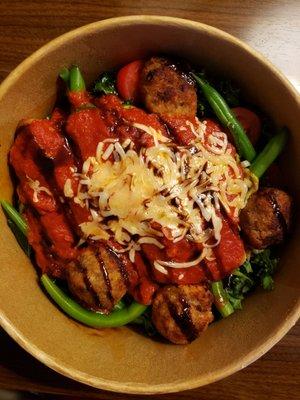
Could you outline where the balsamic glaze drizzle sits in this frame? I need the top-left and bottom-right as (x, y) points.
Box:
(167, 293), (198, 343)
(267, 193), (288, 236)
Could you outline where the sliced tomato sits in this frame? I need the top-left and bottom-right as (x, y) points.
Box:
(232, 107), (261, 145)
(116, 60), (144, 102)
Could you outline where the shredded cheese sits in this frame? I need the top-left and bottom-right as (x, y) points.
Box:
(154, 247), (208, 270)
(133, 123), (171, 145)
(27, 176), (52, 202)
(63, 179), (74, 198)
(68, 119), (257, 268)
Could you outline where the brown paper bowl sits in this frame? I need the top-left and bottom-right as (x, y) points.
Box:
(0, 16), (299, 394)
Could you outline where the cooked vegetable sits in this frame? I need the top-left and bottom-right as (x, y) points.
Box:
(225, 249), (279, 310)
(211, 281), (234, 318)
(69, 65), (86, 92)
(197, 75), (240, 117)
(216, 79), (240, 107)
(1, 200), (30, 255)
(59, 67), (70, 83)
(4, 56), (292, 343)
(41, 275), (147, 328)
(122, 99), (133, 108)
(133, 307), (157, 336)
(192, 73), (256, 162)
(1, 200), (27, 236)
(94, 72), (117, 95)
(252, 249), (279, 290)
(250, 128), (288, 178)
(0, 202), (147, 327)
(7, 219), (31, 257)
(117, 60), (144, 102)
(232, 107), (261, 146)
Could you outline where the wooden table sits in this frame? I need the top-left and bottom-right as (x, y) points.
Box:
(0, 1), (299, 399)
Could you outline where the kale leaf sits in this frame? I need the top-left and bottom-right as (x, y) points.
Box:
(225, 249), (279, 310)
(194, 70), (240, 118)
(215, 79), (240, 107)
(93, 72), (117, 95)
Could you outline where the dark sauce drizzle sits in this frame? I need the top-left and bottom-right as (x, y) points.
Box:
(76, 260), (103, 309)
(167, 293), (198, 343)
(108, 246), (130, 288)
(32, 142), (81, 241)
(96, 249), (114, 304)
(267, 193), (288, 237)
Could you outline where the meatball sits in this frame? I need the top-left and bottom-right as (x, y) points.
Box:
(140, 57), (197, 118)
(240, 187), (292, 249)
(66, 244), (127, 314)
(152, 285), (214, 344)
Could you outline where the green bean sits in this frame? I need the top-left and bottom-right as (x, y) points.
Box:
(69, 65), (86, 92)
(113, 299), (126, 311)
(1, 200), (147, 327)
(192, 73), (256, 162)
(41, 275), (148, 328)
(7, 219), (31, 256)
(211, 281), (234, 318)
(250, 128), (288, 178)
(59, 67), (70, 83)
(1, 200), (27, 236)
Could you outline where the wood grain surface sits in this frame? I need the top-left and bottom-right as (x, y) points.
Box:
(0, 1), (299, 399)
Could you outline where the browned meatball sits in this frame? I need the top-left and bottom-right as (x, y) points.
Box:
(66, 244), (127, 314)
(240, 187), (292, 249)
(152, 285), (214, 344)
(140, 57), (197, 118)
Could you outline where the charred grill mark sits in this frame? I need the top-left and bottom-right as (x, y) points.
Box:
(166, 293), (198, 343)
(52, 141), (74, 165)
(24, 208), (64, 277)
(34, 150), (54, 180)
(267, 193), (288, 237)
(76, 260), (103, 309)
(27, 206), (54, 249)
(31, 137), (81, 241)
(108, 246), (130, 288)
(63, 134), (82, 167)
(96, 248), (114, 304)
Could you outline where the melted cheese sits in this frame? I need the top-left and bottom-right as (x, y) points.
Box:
(70, 119), (258, 268)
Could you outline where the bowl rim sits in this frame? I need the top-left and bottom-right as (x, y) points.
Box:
(0, 15), (299, 394)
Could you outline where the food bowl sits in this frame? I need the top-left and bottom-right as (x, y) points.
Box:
(0, 16), (299, 394)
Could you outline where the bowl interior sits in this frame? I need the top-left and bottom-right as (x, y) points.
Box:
(0, 16), (299, 394)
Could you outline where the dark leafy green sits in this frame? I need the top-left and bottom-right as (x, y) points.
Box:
(59, 67), (70, 84)
(133, 307), (157, 336)
(215, 79), (240, 107)
(93, 72), (117, 95)
(192, 73), (256, 161)
(1, 201), (29, 255)
(225, 249), (279, 310)
(123, 99), (133, 108)
(7, 219), (31, 257)
(195, 70), (240, 118)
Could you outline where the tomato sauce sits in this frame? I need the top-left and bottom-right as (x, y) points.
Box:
(9, 84), (248, 306)
(68, 90), (92, 109)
